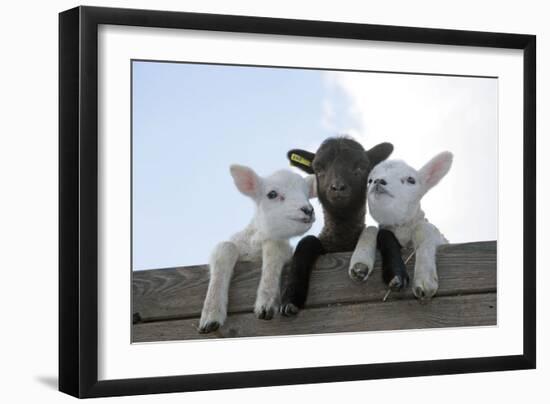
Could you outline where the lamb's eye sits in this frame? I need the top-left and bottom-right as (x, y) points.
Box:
(407, 177), (416, 184)
(368, 179), (373, 184)
(267, 190), (278, 199)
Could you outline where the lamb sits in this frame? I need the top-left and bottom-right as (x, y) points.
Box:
(281, 136), (401, 315)
(198, 164), (317, 333)
(351, 151), (453, 300)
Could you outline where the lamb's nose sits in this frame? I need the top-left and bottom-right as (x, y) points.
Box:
(330, 182), (347, 192)
(374, 179), (387, 186)
(300, 205), (314, 217)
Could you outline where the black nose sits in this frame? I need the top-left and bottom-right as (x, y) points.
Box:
(374, 179), (387, 186)
(300, 205), (314, 217)
(330, 182), (347, 192)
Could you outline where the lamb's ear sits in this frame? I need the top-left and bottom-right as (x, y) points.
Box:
(229, 164), (262, 199)
(287, 149), (315, 174)
(418, 151), (453, 193)
(305, 175), (317, 199)
(366, 142), (394, 167)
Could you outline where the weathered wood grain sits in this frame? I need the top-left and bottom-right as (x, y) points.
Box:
(133, 241), (496, 322)
(132, 293), (496, 342)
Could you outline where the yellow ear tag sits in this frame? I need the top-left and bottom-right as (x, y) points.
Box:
(290, 153), (311, 167)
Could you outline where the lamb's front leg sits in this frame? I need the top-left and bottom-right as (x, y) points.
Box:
(255, 240), (291, 320)
(199, 241), (239, 333)
(378, 229), (409, 291)
(349, 226), (378, 282)
(412, 223), (444, 300)
(412, 241), (438, 300)
(280, 235), (325, 316)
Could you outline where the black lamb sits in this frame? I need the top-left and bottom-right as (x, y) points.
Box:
(281, 136), (407, 315)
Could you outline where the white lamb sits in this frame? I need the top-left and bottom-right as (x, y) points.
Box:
(199, 165), (316, 333)
(350, 151), (453, 300)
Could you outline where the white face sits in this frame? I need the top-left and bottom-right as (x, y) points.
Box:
(367, 152), (453, 227)
(367, 160), (422, 226)
(230, 165), (316, 240)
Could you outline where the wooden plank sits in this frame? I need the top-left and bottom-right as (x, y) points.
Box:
(133, 293), (497, 342)
(133, 241), (496, 322)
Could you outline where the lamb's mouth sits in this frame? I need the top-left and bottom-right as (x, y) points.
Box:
(371, 185), (394, 198)
(327, 194), (352, 204)
(290, 217), (315, 224)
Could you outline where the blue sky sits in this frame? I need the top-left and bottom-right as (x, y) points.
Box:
(132, 61), (339, 270)
(132, 61), (497, 270)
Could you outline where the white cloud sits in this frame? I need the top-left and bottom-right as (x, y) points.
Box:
(322, 71), (498, 243)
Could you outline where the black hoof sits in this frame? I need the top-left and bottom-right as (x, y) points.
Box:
(198, 321), (220, 334)
(382, 259), (409, 290)
(387, 272), (409, 291)
(281, 303), (300, 317)
(256, 306), (276, 320)
(414, 286), (425, 298)
(350, 263), (370, 282)
(413, 286), (433, 304)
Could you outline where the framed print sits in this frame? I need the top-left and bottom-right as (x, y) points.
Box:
(59, 5), (536, 398)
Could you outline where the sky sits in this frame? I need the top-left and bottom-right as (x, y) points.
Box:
(132, 61), (497, 271)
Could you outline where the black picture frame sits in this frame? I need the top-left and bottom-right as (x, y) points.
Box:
(59, 5), (536, 398)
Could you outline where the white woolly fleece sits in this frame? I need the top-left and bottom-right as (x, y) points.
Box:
(199, 165), (317, 330)
(351, 152), (453, 299)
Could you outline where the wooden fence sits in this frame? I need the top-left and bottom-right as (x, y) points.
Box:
(132, 241), (496, 342)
